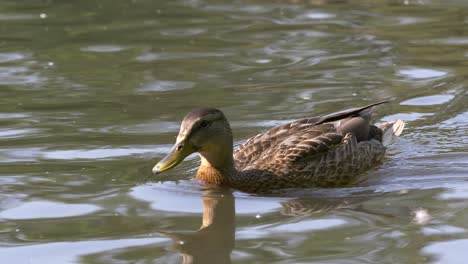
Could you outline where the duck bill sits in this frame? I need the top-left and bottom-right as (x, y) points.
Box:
(152, 143), (195, 174)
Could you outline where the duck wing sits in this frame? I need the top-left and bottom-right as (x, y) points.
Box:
(234, 118), (327, 170)
(233, 101), (389, 171)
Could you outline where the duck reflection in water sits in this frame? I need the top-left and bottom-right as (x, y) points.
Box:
(158, 187), (361, 264)
(159, 188), (235, 264)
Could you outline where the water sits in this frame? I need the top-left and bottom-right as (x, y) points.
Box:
(1, 0), (467, 263)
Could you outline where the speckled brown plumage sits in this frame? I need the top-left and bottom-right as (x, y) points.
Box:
(232, 128), (386, 192)
(153, 101), (404, 193)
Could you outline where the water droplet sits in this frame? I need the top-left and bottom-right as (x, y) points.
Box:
(255, 59), (271, 64)
(413, 208), (431, 225)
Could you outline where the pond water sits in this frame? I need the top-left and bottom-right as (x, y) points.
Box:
(1, 0), (467, 263)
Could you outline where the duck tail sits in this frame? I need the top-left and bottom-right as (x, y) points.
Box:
(379, 119), (405, 147)
(314, 100), (391, 125)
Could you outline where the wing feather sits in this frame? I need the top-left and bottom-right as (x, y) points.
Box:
(234, 120), (342, 171)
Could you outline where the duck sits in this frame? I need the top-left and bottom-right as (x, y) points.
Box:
(152, 101), (404, 193)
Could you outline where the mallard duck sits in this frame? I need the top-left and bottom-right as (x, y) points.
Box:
(152, 101), (404, 193)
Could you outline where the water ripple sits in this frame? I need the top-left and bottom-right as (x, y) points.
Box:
(0, 145), (171, 162)
(0, 66), (45, 85)
(0, 128), (41, 139)
(0, 13), (36, 21)
(160, 28), (207, 36)
(421, 225), (466, 236)
(0, 201), (100, 219)
(80, 45), (127, 53)
(422, 239), (468, 264)
(135, 51), (234, 62)
(0, 1), (467, 263)
(87, 121), (181, 134)
(0, 52), (27, 63)
(266, 218), (348, 233)
(302, 11), (336, 20)
(138, 80), (194, 92)
(400, 94), (455, 106)
(420, 37), (468, 45)
(43, 146), (169, 160)
(130, 183), (285, 214)
(382, 112), (433, 122)
(0, 113), (31, 119)
(396, 16), (432, 25)
(397, 67), (448, 79)
(0, 237), (167, 263)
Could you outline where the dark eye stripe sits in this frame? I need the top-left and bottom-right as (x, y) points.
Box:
(186, 118), (217, 137)
(200, 120), (209, 128)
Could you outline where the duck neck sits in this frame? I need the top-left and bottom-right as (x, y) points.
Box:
(196, 145), (236, 186)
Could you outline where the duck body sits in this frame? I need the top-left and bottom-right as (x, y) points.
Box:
(153, 102), (404, 193)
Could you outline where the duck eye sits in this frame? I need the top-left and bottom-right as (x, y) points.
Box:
(200, 120), (209, 128)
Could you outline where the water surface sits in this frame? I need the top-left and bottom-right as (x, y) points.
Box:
(1, 0), (467, 263)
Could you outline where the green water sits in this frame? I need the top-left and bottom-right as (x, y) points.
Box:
(1, 0), (467, 263)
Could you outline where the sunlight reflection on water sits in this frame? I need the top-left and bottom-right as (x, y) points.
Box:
(1, 0), (468, 263)
(0, 201), (100, 219)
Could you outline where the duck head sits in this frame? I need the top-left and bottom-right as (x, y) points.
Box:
(152, 108), (234, 175)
